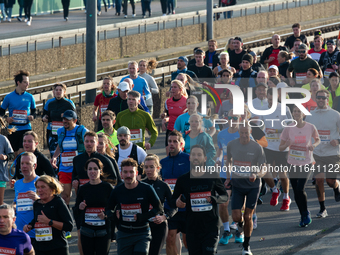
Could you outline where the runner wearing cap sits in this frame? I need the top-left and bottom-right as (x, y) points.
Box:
(106, 158), (163, 255)
(260, 34), (288, 67)
(107, 81), (148, 117)
(0, 70), (36, 157)
(318, 40), (340, 84)
(115, 91), (158, 150)
(171, 56), (197, 81)
(268, 65), (279, 78)
(96, 110), (119, 148)
(115, 126), (147, 176)
(287, 44), (322, 88)
(0, 203), (34, 255)
(229, 37), (247, 72)
(51, 110), (88, 209)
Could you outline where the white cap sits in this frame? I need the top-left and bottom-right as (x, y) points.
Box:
(276, 82), (288, 89)
(268, 65), (279, 72)
(118, 82), (130, 92)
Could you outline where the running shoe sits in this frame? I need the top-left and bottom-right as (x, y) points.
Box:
(280, 197), (291, 211)
(242, 246), (253, 255)
(234, 230), (244, 243)
(299, 211), (312, 227)
(316, 209), (328, 218)
(65, 231), (71, 239)
(252, 214), (257, 230)
(230, 221), (238, 230)
(270, 191), (281, 206)
(257, 197), (263, 205)
(218, 231), (233, 245)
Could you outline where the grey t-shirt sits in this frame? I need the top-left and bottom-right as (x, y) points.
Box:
(227, 138), (266, 188)
(0, 135), (14, 182)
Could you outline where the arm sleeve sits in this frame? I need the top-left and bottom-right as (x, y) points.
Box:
(58, 199), (74, 232)
(30, 108), (36, 119)
(146, 114), (158, 147)
(210, 178), (228, 204)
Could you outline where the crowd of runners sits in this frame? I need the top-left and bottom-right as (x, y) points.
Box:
(1, 22), (340, 255)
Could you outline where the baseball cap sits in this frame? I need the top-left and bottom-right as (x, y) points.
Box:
(276, 82), (289, 89)
(178, 56), (188, 66)
(117, 126), (131, 135)
(256, 82), (268, 88)
(234, 37), (243, 43)
(248, 51), (256, 58)
(268, 65), (279, 72)
(63, 110), (77, 120)
(118, 82), (130, 92)
(327, 39), (335, 45)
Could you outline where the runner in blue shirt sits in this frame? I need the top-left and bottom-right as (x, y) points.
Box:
(0, 70), (36, 156)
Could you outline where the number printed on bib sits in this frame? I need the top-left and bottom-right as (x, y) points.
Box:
(130, 129), (143, 144)
(289, 145), (307, 161)
(295, 73), (307, 84)
(17, 192), (33, 212)
(51, 121), (63, 135)
(121, 203), (141, 222)
(265, 129), (280, 142)
(164, 179), (177, 193)
(233, 161), (251, 177)
(190, 191), (212, 212)
(35, 222), (53, 242)
(319, 130), (330, 144)
(12, 110), (28, 124)
(85, 207), (106, 226)
(61, 151), (78, 166)
(0, 247), (16, 254)
(79, 179), (90, 186)
(100, 105), (108, 114)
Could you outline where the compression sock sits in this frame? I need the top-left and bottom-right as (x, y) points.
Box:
(243, 237), (250, 249)
(223, 222), (230, 232)
(319, 201), (326, 211)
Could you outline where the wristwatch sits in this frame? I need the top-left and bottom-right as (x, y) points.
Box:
(48, 219), (53, 226)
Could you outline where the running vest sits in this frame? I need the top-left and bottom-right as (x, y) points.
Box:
(58, 125), (85, 153)
(322, 50), (340, 71)
(115, 144), (143, 175)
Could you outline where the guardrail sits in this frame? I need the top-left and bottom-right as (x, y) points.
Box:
(0, 0), (334, 55)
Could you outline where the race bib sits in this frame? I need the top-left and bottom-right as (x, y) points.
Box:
(35, 222), (52, 242)
(190, 191), (212, 212)
(51, 121), (63, 135)
(164, 179), (176, 193)
(295, 73), (307, 84)
(61, 151), (78, 166)
(79, 179), (89, 186)
(121, 203), (141, 222)
(289, 145), (307, 161)
(324, 68), (335, 79)
(17, 192), (33, 212)
(233, 160), (251, 177)
(130, 129), (143, 144)
(85, 207), (106, 226)
(319, 130), (330, 144)
(0, 247), (16, 254)
(100, 104), (108, 114)
(12, 110), (27, 124)
(265, 128), (280, 142)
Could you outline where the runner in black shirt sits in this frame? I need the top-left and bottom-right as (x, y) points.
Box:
(106, 158), (162, 255)
(142, 154), (177, 255)
(284, 23), (308, 51)
(171, 145), (228, 255)
(74, 158), (115, 255)
(229, 37), (247, 72)
(188, 48), (215, 80)
(24, 175), (73, 255)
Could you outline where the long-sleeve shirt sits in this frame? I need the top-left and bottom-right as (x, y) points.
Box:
(115, 108), (158, 149)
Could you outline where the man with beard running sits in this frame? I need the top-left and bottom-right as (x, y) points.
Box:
(171, 144), (228, 255)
